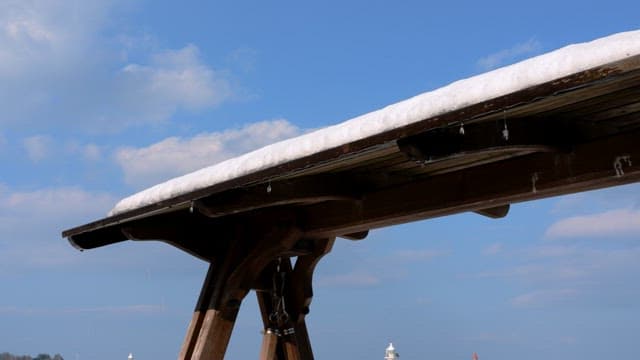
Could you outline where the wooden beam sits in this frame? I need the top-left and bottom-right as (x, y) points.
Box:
(121, 212), (228, 261)
(195, 175), (360, 218)
(397, 116), (572, 164)
(300, 130), (640, 238)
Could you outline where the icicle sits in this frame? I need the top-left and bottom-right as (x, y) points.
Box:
(502, 111), (509, 141)
(531, 172), (539, 193)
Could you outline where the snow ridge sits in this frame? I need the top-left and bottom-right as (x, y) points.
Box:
(110, 30), (640, 216)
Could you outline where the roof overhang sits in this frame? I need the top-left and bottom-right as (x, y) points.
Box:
(63, 33), (640, 261)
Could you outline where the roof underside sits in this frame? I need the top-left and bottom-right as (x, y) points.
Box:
(63, 46), (640, 260)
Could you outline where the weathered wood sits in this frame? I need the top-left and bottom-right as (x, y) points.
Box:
(178, 264), (217, 360)
(178, 311), (206, 360)
(191, 308), (239, 360)
(259, 329), (278, 360)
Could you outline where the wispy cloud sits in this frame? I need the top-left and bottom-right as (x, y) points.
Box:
(545, 208), (640, 239)
(0, 186), (117, 269)
(510, 288), (578, 308)
(391, 249), (447, 262)
(116, 44), (232, 124)
(114, 119), (301, 188)
(1, 186), (115, 218)
(317, 270), (381, 287)
(483, 242), (503, 255)
(23, 135), (52, 162)
(0, 304), (166, 316)
(477, 38), (541, 70)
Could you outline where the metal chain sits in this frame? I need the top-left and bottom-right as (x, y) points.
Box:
(268, 257), (294, 336)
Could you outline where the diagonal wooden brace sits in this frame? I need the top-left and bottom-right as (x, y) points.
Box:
(256, 237), (335, 360)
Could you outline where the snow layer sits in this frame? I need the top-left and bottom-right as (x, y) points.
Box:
(110, 30), (640, 216)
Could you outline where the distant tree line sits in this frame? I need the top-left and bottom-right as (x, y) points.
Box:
(0, 353), (63, 360)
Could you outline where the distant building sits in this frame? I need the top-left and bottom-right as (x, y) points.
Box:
(127, 354), (133, 360)
(384, 343), (399, 359)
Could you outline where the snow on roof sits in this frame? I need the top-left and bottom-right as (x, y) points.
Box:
(110, 30), (640, 216)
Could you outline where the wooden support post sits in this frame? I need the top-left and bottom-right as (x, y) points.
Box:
(179, 220), (303, 360)
(281, 337), (301, 360)
(191, 308), (240, 359)
(259, 329), (278, 360)
(178, 264), (217, 360)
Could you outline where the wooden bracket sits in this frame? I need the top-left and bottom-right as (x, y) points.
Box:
(474, 204), (510, 219)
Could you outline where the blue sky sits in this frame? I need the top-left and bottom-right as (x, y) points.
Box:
(1, 1), (639, 359)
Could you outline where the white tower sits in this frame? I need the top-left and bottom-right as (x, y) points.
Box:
(384, 343), (399, 359)
(127, 353), (134, 360)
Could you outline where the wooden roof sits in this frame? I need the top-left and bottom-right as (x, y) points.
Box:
(63, 53), (640, 260)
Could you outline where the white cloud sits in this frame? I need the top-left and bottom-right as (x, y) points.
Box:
(0, 186), (118, 269)
(545, 208), (640, 239)
(475, 263), (587, 282)
(510, 288), (578, 308)
(116, 44), (232, 124)
(525, 245), (580, 258)
(483, 242), (503, 255)
(23, 134), (52, 162)
(550, 183), (640, 216)
(82, 143), (102, 161)
(114, 119), (300, 188)
(0, 1), (234, 131)
(1, 186), (115, 219)
(477, 38), (541, 70)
